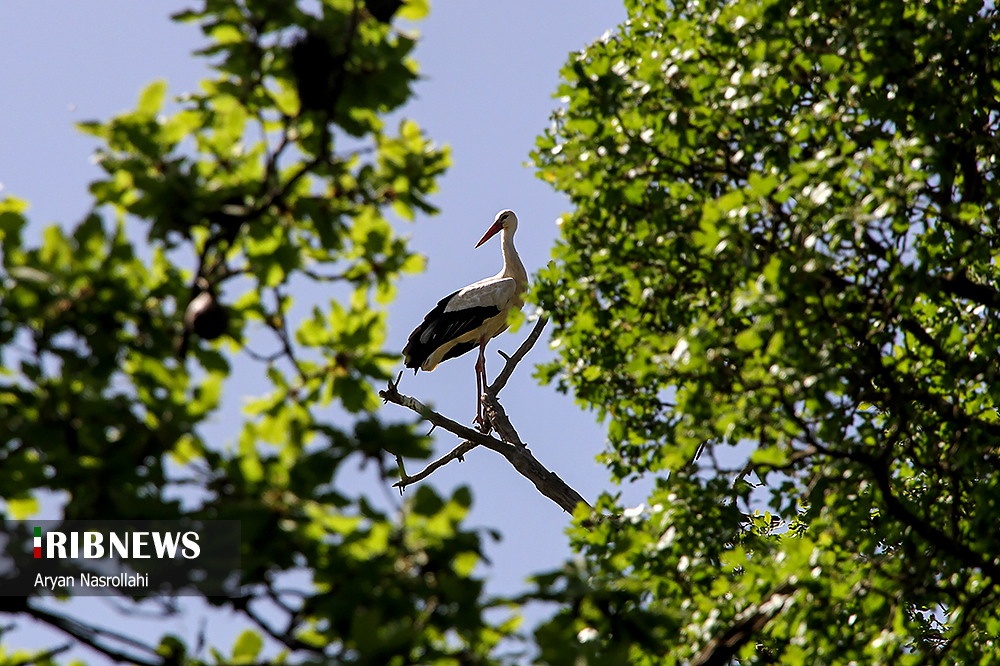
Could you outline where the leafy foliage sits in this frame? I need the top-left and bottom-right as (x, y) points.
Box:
(532, 0), (1000, 663)
(0, 1), (517, 664)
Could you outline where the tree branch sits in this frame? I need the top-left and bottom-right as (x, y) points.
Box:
(937, 269), (1000, 311)
(386, 318), (544, 487)
(236, 596), (326, 656)
(393, 440), (478, 490)
(691, 583), (796, 666)
(868, 456), (1000, 585)
(486, 316), (548, 396)
(380, 382), (502, 449)
(7, 644), (72, 666)
(780, 390), (1000, 586)
(481, 392), (590, 513)
(380, 318), (590, 515)
(23, 604), (161, 666)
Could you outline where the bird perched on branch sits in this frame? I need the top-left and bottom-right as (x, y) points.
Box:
(403, 210), (527, 425)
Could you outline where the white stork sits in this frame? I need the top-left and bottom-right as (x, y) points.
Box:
(403, 209), (527, 425)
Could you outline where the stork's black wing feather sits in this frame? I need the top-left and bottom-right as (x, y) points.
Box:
(439, 339), (478, 363)
(403, 289), (501, 370)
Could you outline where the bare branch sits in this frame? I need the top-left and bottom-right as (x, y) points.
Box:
(301, 267), (348, 282)
(379, 381), (503, 451)
(483, 393), (524, 448)
(7, 644), (72, 666)
(487, 317), (548, 397)
(244, 346), (285, 363)
(23, 604), (161, 666)
(482, 392), (590, 513)
(380, 377), (590, 515)
(393, 440), (479, 490)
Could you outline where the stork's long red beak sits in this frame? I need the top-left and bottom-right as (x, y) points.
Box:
(475, 220), (503, 248)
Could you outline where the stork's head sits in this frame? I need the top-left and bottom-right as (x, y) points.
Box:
(475, 209), (518, 248)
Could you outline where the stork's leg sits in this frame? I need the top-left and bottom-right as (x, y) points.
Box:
(474, 334), (488, 426)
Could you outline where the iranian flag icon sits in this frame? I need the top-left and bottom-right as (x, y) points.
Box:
(33, 526), (41, 558)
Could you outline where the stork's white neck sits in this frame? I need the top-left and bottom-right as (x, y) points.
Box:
(499, 227), (527, 286)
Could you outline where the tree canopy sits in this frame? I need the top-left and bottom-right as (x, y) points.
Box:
(4, 0), (1000, 665)
(531, 0), (1000, 663)
(1, 1), (519, 664)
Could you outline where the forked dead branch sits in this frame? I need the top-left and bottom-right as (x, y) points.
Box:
(380, 317), (590, 514)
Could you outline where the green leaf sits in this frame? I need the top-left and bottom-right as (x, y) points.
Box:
(750, 446), (788, 468)
(7, 496), (39, 519)
(231, 630), (263, 663)
(398, 0), (430, 22)
(734, 327), (761, 351)
(137, 80), (167, 117)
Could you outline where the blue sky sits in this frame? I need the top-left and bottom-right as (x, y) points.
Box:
(0, 0), (654, 659)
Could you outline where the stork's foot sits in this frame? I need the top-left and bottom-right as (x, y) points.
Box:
(473, 406), (494, 432)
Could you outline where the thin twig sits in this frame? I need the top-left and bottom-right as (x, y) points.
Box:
(487, 317), (548, 397)
(238, 599), (325, 656)
(244, 346), (285, 363)
(7, 644), (73, 666)
(732, 460), (756, 489)
(392, 440), (479, 490)
(301, 267), (348, 282)
(268, 285), (309, 384)
(384, 365), (485, 489)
